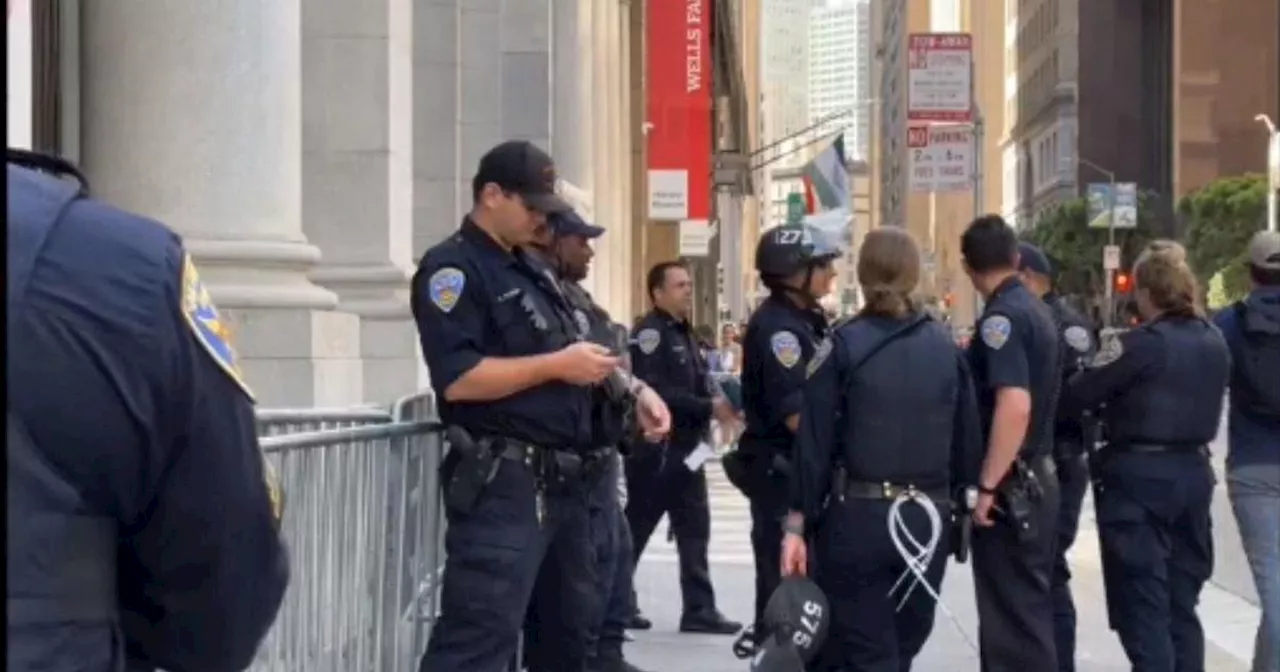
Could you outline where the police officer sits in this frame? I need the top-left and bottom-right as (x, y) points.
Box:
(1016, 242), (1096, 672)
(413, 140), (627, 672)
(961, 215), (1063, 672)
(779, 227), (984, 671)
(7, 150), (289, 671)
(726, 222), (840, 657)
(521, 210), (665, 672)
(627, 261), (743, 634)
(1065, 241), (1229, 672)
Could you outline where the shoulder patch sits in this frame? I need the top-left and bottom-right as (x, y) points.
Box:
(980, 315), (1012, 350)
(181, 254), (253, 400)
(1063, 325), (1092, 353)
(770, 331), (802, 369)
(636, 328), (661, 355)
(806, 338), (833, 378)
(428, 267), (466, 313)
(1089, 334), (1125, 368)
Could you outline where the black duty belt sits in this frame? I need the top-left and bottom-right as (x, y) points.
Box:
(842, 480), (949, 502)
(1108, 442), (1208, 456)
(493, 439), (615, 482)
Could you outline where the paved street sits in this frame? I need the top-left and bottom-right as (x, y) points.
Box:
(627, 435), (1262, 671)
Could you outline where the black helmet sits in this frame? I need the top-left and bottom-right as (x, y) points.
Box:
(757, 577), (830, 664)
(755, 223), (844, 279)
(748, 636), (806, 672)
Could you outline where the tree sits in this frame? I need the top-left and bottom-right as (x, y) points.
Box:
(1019, 196), (1158, 300)
(1179, 174), (1267, 303)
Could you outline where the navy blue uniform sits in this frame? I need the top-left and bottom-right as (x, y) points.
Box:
(413, 218), (598, 672)
(1043, 293), (1097, 672)
(525, 280), (638, 672)
(7, 161), (288, 672)
(791, 313), (983, 671)
(967, 276), (1063, 672)
(1065, 316), (1229, 671)
(625, 309), (719, 620)
(737, 294), (828, 637)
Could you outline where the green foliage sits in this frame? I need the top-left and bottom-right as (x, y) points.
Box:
(1179, 174), (1267, 303)
(1019, 197), (1159, 298)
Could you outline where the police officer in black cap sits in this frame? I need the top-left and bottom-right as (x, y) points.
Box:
(414, 140), (644, 672)
(725, 221), (840, 658)
(521, 209), (667, 672)
(1064, 241), (1229, 671)
(780, 227), (984, 671)
(1016, 242), (1097, 671)
(627, 261), (743, 635)
(7, 149), (289, 671)
(961, 215), (1063, 672)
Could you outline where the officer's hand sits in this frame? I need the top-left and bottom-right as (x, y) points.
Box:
(781, 533), (808, 577)
(555, 342), (620, 385)
(972, 492), (997, 527)
(635, 385), (672, 441)
(712, 396), (741, 431)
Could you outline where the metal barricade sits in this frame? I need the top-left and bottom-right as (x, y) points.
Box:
(256, 406), (394, 437)
(250, 415), (446, 672)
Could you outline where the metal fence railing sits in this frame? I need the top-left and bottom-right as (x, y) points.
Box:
(250, 394), (444, 672)
(256, 406), (394, 437)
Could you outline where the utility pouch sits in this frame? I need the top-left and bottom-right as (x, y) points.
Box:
(1002, 486), (1039, 544)
(1013, 459), (1044, 501)
(831, 465), (849, 503)
(444, 426), (499, 514)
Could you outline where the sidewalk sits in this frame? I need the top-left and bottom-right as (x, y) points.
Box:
(624, 462), (1258, 671)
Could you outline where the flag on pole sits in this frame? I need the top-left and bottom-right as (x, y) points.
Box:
(802, 133), (851, 214)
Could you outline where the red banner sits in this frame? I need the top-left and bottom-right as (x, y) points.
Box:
(646, 0), (713, 222)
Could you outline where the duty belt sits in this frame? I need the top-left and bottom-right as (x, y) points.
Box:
(842, 480), (949, 503)
(1108, 442), (1208, 456)
(493, 439), (616, 484)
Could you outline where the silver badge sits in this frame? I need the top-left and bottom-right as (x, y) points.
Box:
(806, 338), (833, 378)
(636, 328), (661, 355)
(574, 309), (591, 335)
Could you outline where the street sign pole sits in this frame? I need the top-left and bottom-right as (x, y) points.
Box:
(1104, 175), (1116, 328)
(969, 57), (984, 321)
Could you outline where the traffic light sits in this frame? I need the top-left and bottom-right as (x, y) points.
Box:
(1114, 272), (1132, 294)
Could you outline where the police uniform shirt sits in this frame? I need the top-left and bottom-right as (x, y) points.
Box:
(1046, 293), (1097, 442)
(1066, 316), (1230, 448)
(740, 294), (828, 448)
(411, 217), (594, 450)
(630, 309), (713, 445)
(967, 276), (1062, 458)
(7, 164), (287, 671)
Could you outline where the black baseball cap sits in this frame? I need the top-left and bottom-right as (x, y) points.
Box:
(1017, 242), (1053, 276)
(474, 140), (572, 214)
(548, 210), (605, 239)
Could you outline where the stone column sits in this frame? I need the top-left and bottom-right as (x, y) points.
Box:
(500, 0), (551, 148)
(411, 0), (462, 390)
(457, 0), (504, 209)
(551, 0), (589, 188)
(301, 0), (419, 404)
(79, 0), (363, 407)
(413, 0), (461, 253)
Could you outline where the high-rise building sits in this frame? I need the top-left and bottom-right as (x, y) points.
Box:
(1001, 0), (1079, 229)
(808, 0), (873, 161)
(761, 0), (817, 147)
